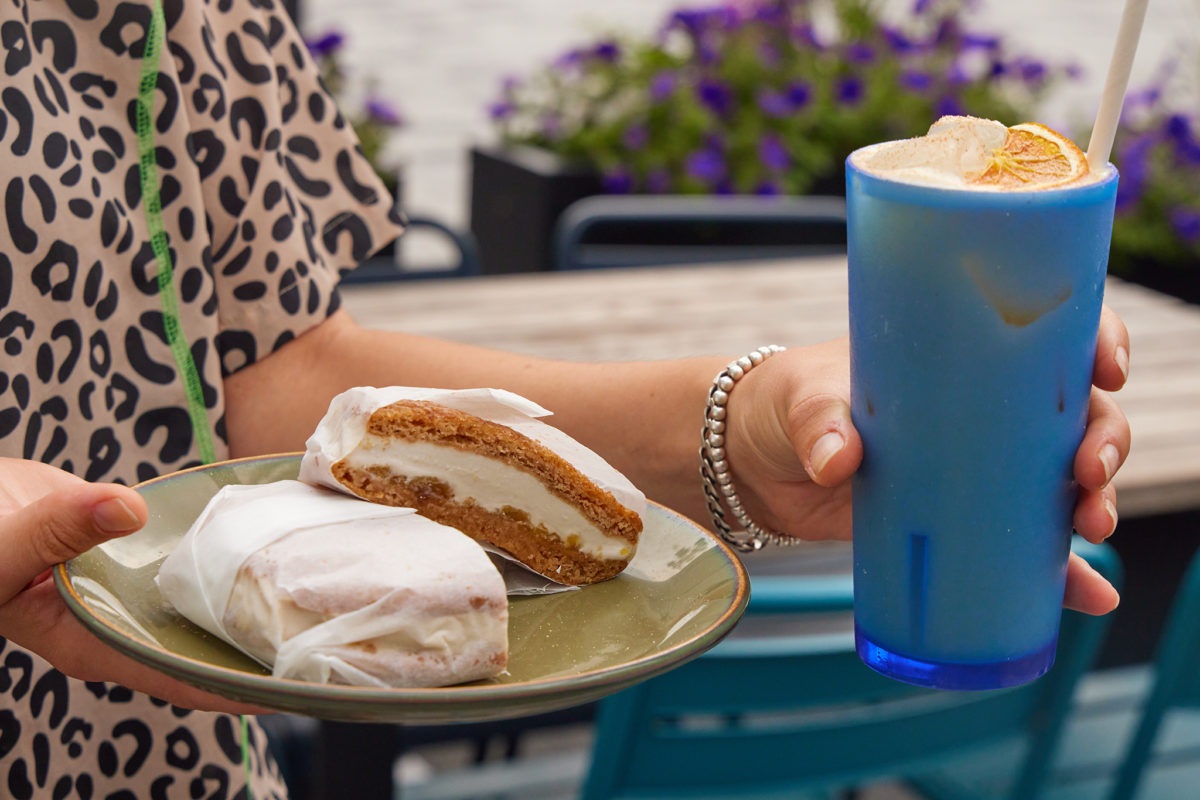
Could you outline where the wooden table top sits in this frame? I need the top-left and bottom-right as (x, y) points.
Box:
(340, 257), (1200, 519)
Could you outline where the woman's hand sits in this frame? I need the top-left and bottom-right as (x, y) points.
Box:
(723, 306), (1132, 616)
(0, 458), (265, 713)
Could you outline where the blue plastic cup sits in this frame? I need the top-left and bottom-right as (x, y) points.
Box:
(846, 155), (1119, 690)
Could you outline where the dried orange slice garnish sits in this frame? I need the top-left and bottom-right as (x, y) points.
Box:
(971, 122), (1089, 189)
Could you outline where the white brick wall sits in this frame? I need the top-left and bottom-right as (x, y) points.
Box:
(299, 0), (1199, 237)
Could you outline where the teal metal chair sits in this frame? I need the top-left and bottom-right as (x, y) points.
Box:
(341, 214), (481, 284)
(913, 544), (1200, 800)
(552, 195), (846, 270)
(1106, 544), (1200, 799)
(398, 540), (1119, 800)
(580, 539), (1121, 800)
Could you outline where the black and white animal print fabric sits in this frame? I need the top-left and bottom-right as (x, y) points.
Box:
(1, 0), (404, 795)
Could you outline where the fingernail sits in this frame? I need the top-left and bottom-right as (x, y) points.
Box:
(1115, 346), (1129, 381)
(1103, 497), (1118, 539)
(1099, 443), (1120, 485)
(810, 431), (845, 475)
(93, 498), (140, 533)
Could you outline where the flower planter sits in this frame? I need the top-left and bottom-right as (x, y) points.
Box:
(468, 145), (848, 274)
(1111, 258), (1200, 306)
(469, 145), (603, 275)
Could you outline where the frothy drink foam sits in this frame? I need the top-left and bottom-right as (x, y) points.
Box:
(851, 115), (1102, 191)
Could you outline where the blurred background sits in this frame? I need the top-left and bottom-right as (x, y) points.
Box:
(298, 0), (1196, 223)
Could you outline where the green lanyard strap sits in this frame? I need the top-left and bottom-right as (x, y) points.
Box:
(136, 0), (217, 465)
(137, 2), (251, 793)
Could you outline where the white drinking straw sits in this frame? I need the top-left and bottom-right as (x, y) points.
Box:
(1086, 0), (1151, 169)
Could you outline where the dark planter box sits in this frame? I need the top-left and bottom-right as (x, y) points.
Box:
(469, 145), (603, 275)
(1111, 257), (1200, 306)
(469, 145), (850, 275)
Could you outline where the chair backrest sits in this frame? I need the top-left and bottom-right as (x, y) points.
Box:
(582, 540), (1121, 800)
(340, 214), (482, 284)
(1148, 544), (1200, 709)
(1109, 543), (1200, 799)
(553, 194), (847, 270)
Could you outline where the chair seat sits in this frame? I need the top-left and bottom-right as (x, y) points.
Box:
(396, 667), (1200, 800)
(910, 666), (1200, 800)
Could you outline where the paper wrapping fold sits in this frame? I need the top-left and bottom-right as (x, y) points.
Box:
(155, 480), (509, 687)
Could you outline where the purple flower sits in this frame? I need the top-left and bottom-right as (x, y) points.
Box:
(650, 71), (676, 102)
(935, 96), (964, 117)
(645, 168), (672, 193)
(622, 124), (649, 151)
(790, 24), (822, 49)
(757, 89), (791, 118)
(1165, 114), (1193, 144)
(1019, 59), (1047, 85)
(305, 30), (344, 58)
(602, 167), (634, 194)
(553, 49), (584, 70)
(752, 4), (786, 23)
(1125, 87), (1163, 111)
(1178, 138), (1200, 165)
(846, 42), (875, 64)
(759, 134), (789, 171)
(670, 9), (710, 34)
(961, 33), (1000, 51)
(754, 181), (780, 196)
(670, 7), (740, 35)
(697, 78), (734, 115)
(489, 101), (515, 121)
(881, 26), (918, 53)
(593, 41), (621, 62)
(1170, 208), (1200, 242)
(1165, 114), (1200, 164)
(900, 70), (933, 92)
(913, 0), (935, 13)
(365, 97), (403, 127)
(934, 19), (959, 46)
(947, 63), (971, 85)
(686, 148), (726, 184)
(1115, 135), (1154, 210)
(786, 82), (811, 109)
(836, 76), (864, 105)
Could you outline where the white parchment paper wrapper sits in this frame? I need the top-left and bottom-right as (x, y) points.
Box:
(298, 386), (646, 519)
(155, 480), (509, 687)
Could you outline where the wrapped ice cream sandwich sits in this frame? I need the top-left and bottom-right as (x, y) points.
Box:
(155, 480), (508, 688)
(300, 387), (645, 585)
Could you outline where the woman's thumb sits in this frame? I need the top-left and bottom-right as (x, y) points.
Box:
(786, 392), (862, 487)
(0, 484), (147, 602)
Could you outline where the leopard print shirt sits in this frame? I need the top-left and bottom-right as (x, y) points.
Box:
(1, 1), (404, 796)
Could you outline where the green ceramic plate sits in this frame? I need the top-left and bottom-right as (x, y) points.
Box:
(55, 454), (748, 723)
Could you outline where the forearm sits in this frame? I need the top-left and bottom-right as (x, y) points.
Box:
(223, 310), (728, 523)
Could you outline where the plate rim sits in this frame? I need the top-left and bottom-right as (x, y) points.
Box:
(56, 453), (750, 708)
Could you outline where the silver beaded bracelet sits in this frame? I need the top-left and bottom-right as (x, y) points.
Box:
(700, 345), (803, 553)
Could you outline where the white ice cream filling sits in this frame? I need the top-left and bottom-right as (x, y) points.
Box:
(344, 435), (634, 561)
